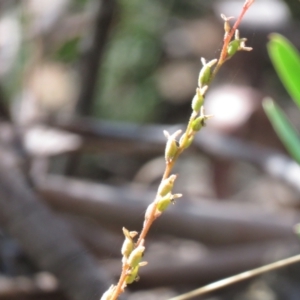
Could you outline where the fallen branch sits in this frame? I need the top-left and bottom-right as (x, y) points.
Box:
(168, 250), (300, 300)
(0, 272), (63, 300)
(104, 238), (299, 289)
(0, 150), (111, 300)
(76, 0), (116, 115)
(37, 175), (298, 246)
(62, 213), (122, 258)
(49, 117), (300, 193)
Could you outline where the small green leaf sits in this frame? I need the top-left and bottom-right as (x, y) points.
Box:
(263, 98), (300, 164)
(267, 34), (300, 109)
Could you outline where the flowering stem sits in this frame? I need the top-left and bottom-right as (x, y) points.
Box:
(112, 125), (188, 299)
(108, 1), (254, 299)
(211, 0), (254, 81)
(136, 110), (197, 246)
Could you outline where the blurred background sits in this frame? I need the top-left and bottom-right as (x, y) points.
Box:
(1, 0), (300, 299)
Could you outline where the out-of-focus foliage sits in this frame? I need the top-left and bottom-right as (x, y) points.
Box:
(263, 99), (300, 164)
(264, 35), (300, 163)
(94, 0), (209, 122)
(283, 0), (300, 19)
(267, 34), (300, 108)
(54, 37), (80, 63)
(95, 0), (172, 122)
(73, 0), (90, 10)
(1, 0), (300, 125)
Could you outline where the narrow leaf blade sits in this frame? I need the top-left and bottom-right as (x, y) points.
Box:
(263, 98), (300, 163)
(267, 34), (300, 109)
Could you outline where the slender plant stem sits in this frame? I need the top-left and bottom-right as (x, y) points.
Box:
(112, 124), (188, 299)
(112, 100), (198, 299)
(112, 269), (128, 299)
(168, 253), (300, 300)
(211, 0), (254, 81)
(110, 1), (255, 299)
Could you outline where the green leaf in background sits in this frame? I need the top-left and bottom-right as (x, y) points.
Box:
(267, 34), (300, 109)
(263, 97), (300, 164)
(54, 37), (80, 63)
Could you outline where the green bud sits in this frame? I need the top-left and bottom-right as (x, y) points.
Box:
(221, 14), (234, 35)
(165, 136), (178, 162)
(191, 88), (204, 112)
(226, 30), (251, 58)
(191, 117), (205, 132)
(156, 193), (182, 212)
(163, 130), (181, 162)
(198, 58), (217, 88)
(179, 133), (194, 149)
(121, 227), (137, 261)
(127, 245), (145, 268)
(125, 262), (147, 284)
(156, 193), (172, 212)
(126, 265), (139, 284)
(157, 174), (177, 197)
(227, 40), (240, 58)
(198, 65), (211, 87)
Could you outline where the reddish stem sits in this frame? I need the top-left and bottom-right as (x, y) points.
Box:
(110, 1), (255, 299)
(212, 0), (254, 78)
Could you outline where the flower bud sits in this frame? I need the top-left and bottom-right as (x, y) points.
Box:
(192, 107), (213, 132)
(121, 227), (138, 263)
(164, 130), (181, 162)
(227, 40), (240, 58)
(199, 66), (210, 88)
(224, 20), (231, 34)
(179, 133), (194, 149)
(156, 193), (182, 212)
(191, 88), (204, 112)
(125, 262), (147, 284)
(156, 193), (172, 212)
(227, 29), (252, 59)
(221, 14), (234, 36)
(126, 265), (139, 284)
(127, 244), (145, 269)
(157, 174), (177, 197)
(191, 116), (205, 132)
(198, 58), (217, 88)
(165, 137), (178, 162)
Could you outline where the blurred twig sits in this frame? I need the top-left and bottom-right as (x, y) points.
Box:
(0, 86), (11, 122)
(50, 117), (300, 193)
(0, 273), (64, 300)
(0, 147), (112, 300)
(62, 213), (122, 258)
(104, 238), (300, 289)
(65, 0), (116, 176)
(76, 0), (116, 115)
(168, 252), (300, 300)
(37, 174), (297, 245)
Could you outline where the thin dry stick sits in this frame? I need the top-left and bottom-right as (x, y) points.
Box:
(104, 1), (255, 299)
(168, 253), (300, 300)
